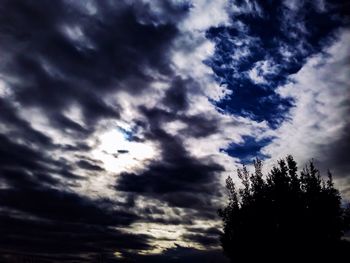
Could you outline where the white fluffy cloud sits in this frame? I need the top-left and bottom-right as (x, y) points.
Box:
(261, 29), (350, 197)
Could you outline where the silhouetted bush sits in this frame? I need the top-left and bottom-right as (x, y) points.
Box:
(219, 155), (350, 262)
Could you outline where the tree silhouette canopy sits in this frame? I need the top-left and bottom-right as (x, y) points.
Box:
(219, 155), (350, 262)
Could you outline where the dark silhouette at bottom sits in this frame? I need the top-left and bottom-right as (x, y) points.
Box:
(219, 155), (350, 262)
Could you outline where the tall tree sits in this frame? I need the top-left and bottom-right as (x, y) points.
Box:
(219, 156), (350, 262)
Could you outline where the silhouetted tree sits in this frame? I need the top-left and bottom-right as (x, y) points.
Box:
(219, 156), (350, 262)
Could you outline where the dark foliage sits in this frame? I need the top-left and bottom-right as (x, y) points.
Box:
(219, 155), (350, 262)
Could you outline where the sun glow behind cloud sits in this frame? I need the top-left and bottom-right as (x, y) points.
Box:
(92, 128), (158, 174)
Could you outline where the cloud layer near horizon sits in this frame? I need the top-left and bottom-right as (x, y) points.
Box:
(0, 0), (349, 261)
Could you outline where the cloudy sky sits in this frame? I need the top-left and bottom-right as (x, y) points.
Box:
(0, 0), (349, 262)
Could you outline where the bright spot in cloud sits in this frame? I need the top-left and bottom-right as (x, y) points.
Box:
(113, 251), (124, 259)
(92, 128), (158, 174)
(0, 79), (11, 98)
(122, 222), (195, 255)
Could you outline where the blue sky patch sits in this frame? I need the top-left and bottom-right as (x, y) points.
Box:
(205, 0), (347, 129)
(222, 136), (274, 164)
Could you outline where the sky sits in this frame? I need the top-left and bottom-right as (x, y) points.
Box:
(0, 0), (349, 262)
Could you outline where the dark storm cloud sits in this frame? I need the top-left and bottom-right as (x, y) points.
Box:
(76, 159), (105, 172)
(0, 215), (152, 262)
(162, 192), (213, 209)
(130, 245), (229, 263)
(0, 0), (179, 132)
(51, 113), (90, 136)
(0, 0), (193, 259)
(0, 98), (54, 147)
(0, 188), (138, 226)
(0, 133), (85, 184)
(181, 226), (223, 247)
(117, 106), (224, 210)
(61, 142), (92, 152)
(328, 128), (350, 177)
(180, 114), (221, 138)
(0, 134), (56, 178)
(0, 134), (140, 229)
(0, 133), (148, 260)
(187, 226), (222, 236)
(163, 76), (190, 111)
(117, 142), (223, 209)
(132, 0), (192, 25)
(316, 123), (350, 185)
(182, 233), (218, 246)
(0, 169), (150, 261)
